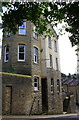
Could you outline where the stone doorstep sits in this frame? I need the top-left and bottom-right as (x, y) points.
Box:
(2, 114), (78, 119)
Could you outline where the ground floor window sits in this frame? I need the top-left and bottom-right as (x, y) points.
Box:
(34, 77), (39, 91)
(57, 79), (60, 93)
(51, 78), (54, 94)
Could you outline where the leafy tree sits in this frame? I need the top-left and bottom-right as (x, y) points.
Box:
(2, 2), (79, 46)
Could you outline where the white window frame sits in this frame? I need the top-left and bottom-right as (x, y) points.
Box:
(18, 44), (25, 61)
(56, 58), (58, 70)
(51, 79), (54, 94)
(19, 21), (26, 35)
(34, 77), (39, 91)
(4, 46), (9, 62)
(34, 47), (38, 63)
(50, 54), (53, 68)
(48, 35), (52, 48)
(33, 26), (38, 39)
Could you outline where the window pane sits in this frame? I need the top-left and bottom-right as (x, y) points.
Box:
(34, 47), (38, 63)
(4, 46), (9, 62)
(6, 54), (9, 61)
(19, 22), (26, 35)
(34, 78), (37, 82)
(34, 83), (37, 87)
(33, 26), (38, 39)
(6, 32), (11, 36)
(51, 79), (53, 85)
(56, 58), (58, 70)
(34, 47), (38, 55)
(54, 40), (57, 52)
(19, 53), (24, 60)
(34, 48), (36, 55)
(48, 35), (51, 48)
(19, 22), (26, 29)
(57, 79), (60, 93)
(19, 29), (26, 35)
(50, 55), (52, 67)
(35, 56), (37, 62)
(51, 78), (54, 93)
(19, 45), (24, 52)
(6, 46), (9, 52)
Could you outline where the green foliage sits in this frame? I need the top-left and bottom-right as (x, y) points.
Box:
(2, 2), (79, 46)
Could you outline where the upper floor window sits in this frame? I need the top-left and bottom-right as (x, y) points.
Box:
(51, 78), (54, 94)
(50, 54), (53, 68)
(19, 22), (26, 35)
(18, 44), (25, 61)
(57, 79), (60, 94)
(48, 35), (52, 48)
(6, 32), (11, 36)
(56, 58), (58, 70)
(54, 40), (57, 52)
(34, 47), (38, 63)
(4, 46), (9, 62)
(34, 77), (39, 91)
(33, 26), (38, 39)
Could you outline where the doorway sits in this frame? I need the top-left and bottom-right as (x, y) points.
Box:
(4, 86), (12, 114)
(41, 78), (48, 113)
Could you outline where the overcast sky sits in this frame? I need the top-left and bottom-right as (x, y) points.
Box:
(58, 32), (77, 75)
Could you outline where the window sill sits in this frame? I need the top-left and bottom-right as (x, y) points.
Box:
(51, 92), (54, 95)
(34, 90), (39, 92)
(4, 61), (8, 63)
(33, 62), (39, 64)
(18, 34), (27, 36)
(17, 61), (26, 63)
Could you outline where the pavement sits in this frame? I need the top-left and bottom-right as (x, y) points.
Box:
(1, 113), (79, 119)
